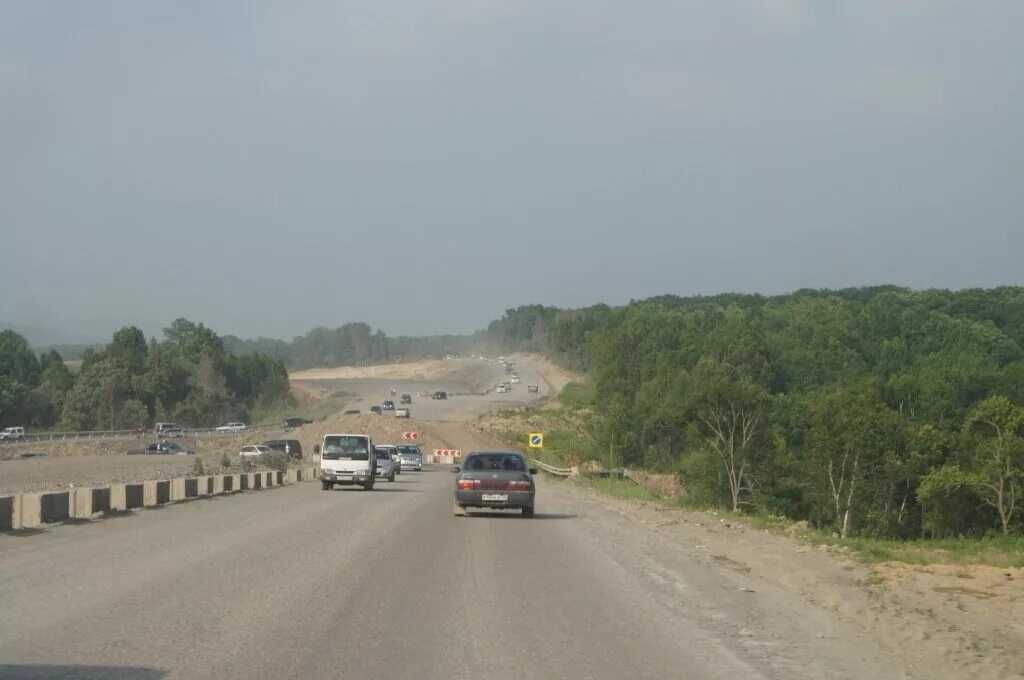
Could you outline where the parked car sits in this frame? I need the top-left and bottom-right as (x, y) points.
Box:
(396, 445), (423, 471)
(528, 384), (539, 393)
(400, 394), (412, 404)
(239, 444), (275, 457)
(261, 439), (303, 459)
(510, 375), (520, 384)
(284, 417), (313, 428)
(374, 445), (397, 482)
(496, 384), (509, 393)
(452, 452), (537, 517)
(369, 405), (383, 415)
(216, 422), (247, 432)
(382, 400), (396, 411)
(432, 391), (448, 400)
(132, 440), (193, 456)
(395, 407), (411, 418)
(0, 426), (26, 442)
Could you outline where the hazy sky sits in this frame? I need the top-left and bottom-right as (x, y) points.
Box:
(2, 1), (1022, 343)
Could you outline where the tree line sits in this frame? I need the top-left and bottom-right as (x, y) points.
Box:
(0, 319), (290, 430)
(223, 322), (478, 369)
(485, 287), (1024, 538)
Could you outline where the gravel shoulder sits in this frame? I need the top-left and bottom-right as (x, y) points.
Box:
(548, 477), (1024, 680)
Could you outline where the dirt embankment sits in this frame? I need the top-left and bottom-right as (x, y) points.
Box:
(290, 358), (479, 382)
(512, 352), (582, 395)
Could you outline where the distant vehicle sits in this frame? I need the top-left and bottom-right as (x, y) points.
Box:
(343, 409), (361, 415)
(216, 422), (247, 432)
(375, 445), (397, 482)
(320, 433), (376, 490)
(239, 444), (274, 457)
(496, 384), (509, 393)
(510, 376), (520, 384)
(0, 426), (26, 442)
(452, 451), (537, 517)
(382, 400), (396, 411)
(261, 439), (302, 459)
(498, 356), (505, 363)
(400, 394), (412, 404)
(432, 391), (448, 400)
(133, 441), (194, 456)
(396, 444), (423, 471)
(369, 405), (383, 415)
(528, 384), (539, 393)
(395, 407), (411, 418)
(155, 422), (185, 438)
(283, 417), (313, 428)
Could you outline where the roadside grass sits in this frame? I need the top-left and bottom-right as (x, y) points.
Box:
(559, 381), (597, 409)
(812, 534), (1024, 569)
(250, 390), (353, 426)
(573, 473), (1024, 568)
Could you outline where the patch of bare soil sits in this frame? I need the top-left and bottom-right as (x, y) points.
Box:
(290, 358), (480, 382)
(626, 470), (685, 498)
(513, 352), (582, 394)
(556, 479), (1024, 680)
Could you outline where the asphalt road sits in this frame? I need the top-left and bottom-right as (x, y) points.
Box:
(1, 464), (921, 680)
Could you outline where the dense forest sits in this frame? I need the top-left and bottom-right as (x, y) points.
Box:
(485, 287), (1024, 539)
(0, 319), (290, 430)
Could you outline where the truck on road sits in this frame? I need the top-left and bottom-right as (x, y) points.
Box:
(319, 433), (377, 491)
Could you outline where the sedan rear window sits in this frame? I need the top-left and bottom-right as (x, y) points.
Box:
(397, 446), (420, 456)
(465, 454), (525, 471)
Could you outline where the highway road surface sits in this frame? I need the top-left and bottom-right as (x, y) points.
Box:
(1, 465), (930, 680)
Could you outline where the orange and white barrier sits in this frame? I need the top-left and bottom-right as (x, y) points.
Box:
(429, 449), (462, 464)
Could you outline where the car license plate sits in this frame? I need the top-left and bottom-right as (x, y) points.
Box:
(338, 475), (353, 480)
(482, 493), (508, 502)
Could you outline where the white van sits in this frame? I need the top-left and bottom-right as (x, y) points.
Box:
(319, 433), (377, 491)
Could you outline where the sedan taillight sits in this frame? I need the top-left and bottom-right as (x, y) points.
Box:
(508, 480), (532, 491)
(457, 479), (480, 490)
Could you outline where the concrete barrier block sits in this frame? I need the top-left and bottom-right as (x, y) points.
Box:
(170, 478), (186, 501)
(40, 491), (70, 523)
(201, 476), (213, 495)
(212, 475), (225, 494)
(225, 474), (238, 492)
(264, 471), (274, 488)
(240, 473), (252, 491)
(72, 488), (109, 518)
(143, 481), (158, 506)
(109, 484), (127, 512)
(20, 493), (42, 528)
(125, 483), (144, 509)
(286, 469), (297, 483)
(144, 480), (170, 506)
(275, 470), (283, 486)
(252, 473), (263, 490)
(0, 495), (15, 530)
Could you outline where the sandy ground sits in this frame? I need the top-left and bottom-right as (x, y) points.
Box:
(290, 357), (489, 382)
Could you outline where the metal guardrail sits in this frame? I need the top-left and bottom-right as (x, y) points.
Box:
(1, 423), (282, 445)
(531, 459), (573, 477)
